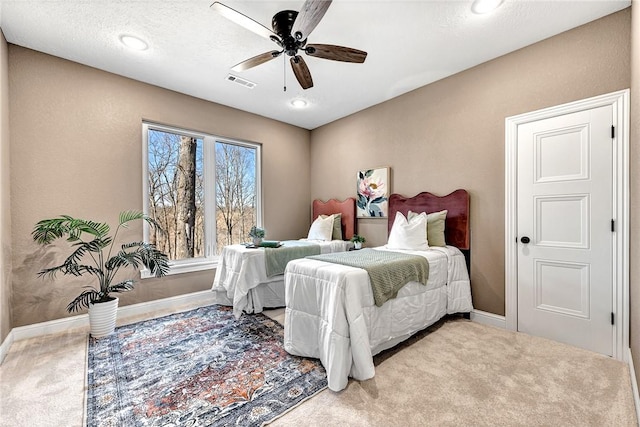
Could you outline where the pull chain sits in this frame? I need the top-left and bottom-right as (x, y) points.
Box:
(283, 53), (287, 92)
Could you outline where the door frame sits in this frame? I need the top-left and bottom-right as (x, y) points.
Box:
(505, 89), (629, 361)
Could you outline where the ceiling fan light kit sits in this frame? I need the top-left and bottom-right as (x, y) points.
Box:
(212, 0), (367, 90)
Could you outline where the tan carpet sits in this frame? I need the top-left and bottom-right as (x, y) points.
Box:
(271, 319), (637, 427)
(1, 308), (636, 427)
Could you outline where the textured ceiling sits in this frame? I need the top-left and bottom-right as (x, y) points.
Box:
(0, 0), (631, 129)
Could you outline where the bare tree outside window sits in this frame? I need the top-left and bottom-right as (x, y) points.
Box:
(176, 136), (197, 259)
(147, 129), (204, 261)
(146, 124), (259, 265)
(215, 142), (257, 253)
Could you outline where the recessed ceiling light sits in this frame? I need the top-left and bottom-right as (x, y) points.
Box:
(471, 0), (503, 14)
(291, 99), (308, 108)
(120, 35), (148, 51)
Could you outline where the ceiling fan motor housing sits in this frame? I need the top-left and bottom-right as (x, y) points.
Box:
(272, 10), (305, 56)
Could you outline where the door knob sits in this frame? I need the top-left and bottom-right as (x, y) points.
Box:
(520, 236), (530, 244)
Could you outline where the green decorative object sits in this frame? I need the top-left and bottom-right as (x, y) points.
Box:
(350, 234), (366, 249)
(249, 225), (265, 245)
(32, 210), (170, 315)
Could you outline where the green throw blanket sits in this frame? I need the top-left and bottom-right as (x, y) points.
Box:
(307, 248), (430, 307)
(264, 241), (321, 277)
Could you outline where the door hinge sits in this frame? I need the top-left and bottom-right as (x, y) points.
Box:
(611, 125), (615, 139)
(611, 219), (615, 232)
(611, 312), (615, 325)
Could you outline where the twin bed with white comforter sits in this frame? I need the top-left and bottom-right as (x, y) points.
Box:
(211, 239), (352, 318)
(212, 198), (356, 318)
(283, 190), (473, 391)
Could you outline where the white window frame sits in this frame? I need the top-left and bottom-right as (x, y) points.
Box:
(141, 122), (262, 277)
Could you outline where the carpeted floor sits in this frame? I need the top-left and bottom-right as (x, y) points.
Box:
(0, 300), (637, 427)
(271, 319), (637, 426)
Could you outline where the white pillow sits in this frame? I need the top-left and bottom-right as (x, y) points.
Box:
(307, 214), (335, 241)
(387, 211), (429, 250)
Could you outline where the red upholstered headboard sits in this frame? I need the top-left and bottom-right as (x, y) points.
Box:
(312, 198), (356, 240)
(388, 189), (470, 250)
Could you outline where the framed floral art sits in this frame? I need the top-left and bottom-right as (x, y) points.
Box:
(356, 167), (390, 218)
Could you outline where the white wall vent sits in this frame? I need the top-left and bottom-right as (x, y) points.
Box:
(226, 74), (256, 89)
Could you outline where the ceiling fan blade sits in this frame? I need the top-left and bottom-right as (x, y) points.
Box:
(231, 51), (282, 72)
(291, 0), (332, 41)
(290, 56), (314, 89)
(306, 44), (367, 63)
(211, 2), (276, 40)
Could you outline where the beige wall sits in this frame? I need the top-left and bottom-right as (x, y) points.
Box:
(309, 9), (630, 316)
(2, 7), (636, 359)
(8, 46), (311, 327)
(0, 31), (11, 344)
(630, 0), (640, 386)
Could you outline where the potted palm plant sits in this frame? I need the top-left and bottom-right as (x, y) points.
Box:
(32, 210), (170, 337)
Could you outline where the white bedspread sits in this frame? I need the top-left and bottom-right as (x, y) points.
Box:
(212, 239), (351, 318)
(283, 246), (473, 391)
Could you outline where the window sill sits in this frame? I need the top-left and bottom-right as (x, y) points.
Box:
(141, 257), (218, 279)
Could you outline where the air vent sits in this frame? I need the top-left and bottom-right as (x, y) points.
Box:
(226, 74), (256, 89)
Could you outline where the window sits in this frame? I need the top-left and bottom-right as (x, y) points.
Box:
(142, 122), (261, 276)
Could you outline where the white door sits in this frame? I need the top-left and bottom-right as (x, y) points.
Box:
(517, 104), (613, 356)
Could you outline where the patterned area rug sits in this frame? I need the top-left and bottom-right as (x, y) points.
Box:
(86, 305), (327, 426)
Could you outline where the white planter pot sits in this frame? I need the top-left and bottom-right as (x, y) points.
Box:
(88, 297), (119, 338)
(354, 242), (362, 249)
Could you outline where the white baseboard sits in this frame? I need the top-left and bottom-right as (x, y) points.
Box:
(0, 328), (14, 364)
(117, 290), (217, 323)
(470, 309), (506, 329)
(5, 290), (216, 353)
(12, 311), (90, 342)
(628, 348), (640, 426)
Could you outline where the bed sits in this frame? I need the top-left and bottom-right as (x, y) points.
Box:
(283, 189), (473, 391)
(211, 198), (356, 318)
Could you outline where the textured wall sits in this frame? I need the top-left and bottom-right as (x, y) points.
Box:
(8, 47), (311, 327)
(3, 8), (635, 343)
(309, 9), (631, 316)
(0, 31), (11, 345)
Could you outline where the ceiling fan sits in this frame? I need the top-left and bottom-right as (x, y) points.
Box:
(211, 0), (367, 90)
